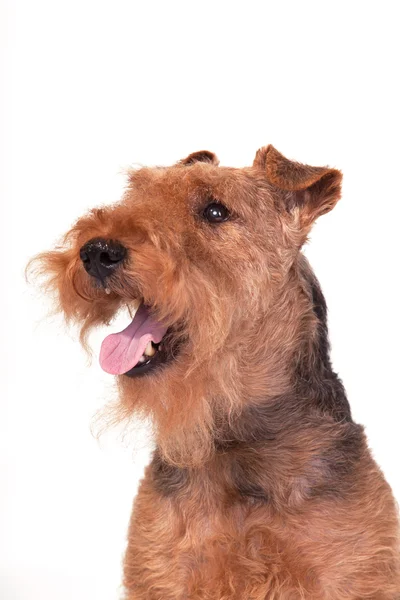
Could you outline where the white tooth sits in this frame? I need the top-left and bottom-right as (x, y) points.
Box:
(105, 288), (111, 295)
(144, 342), (156, 357)
(138, 355), (146, 363)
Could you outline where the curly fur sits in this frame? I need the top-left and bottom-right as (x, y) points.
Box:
(29, 145), (400, 598)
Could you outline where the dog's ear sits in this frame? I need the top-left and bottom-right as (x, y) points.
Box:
(179, 150), (219, 166)
(253, 145), (342, 227)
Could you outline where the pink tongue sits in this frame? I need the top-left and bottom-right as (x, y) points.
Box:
(99, 304), (168, 375)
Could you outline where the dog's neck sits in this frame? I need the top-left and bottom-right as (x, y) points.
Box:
(235, 254), (337, 391)
(210, 254), (351, 445)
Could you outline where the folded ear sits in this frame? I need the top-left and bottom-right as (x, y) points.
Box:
(253, 145), (342, 227)
(179, 150), (219, 166)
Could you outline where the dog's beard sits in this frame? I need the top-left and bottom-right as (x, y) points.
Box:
(95, 280), (245, 467)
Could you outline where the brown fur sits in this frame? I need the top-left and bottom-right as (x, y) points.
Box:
(29, 146), (400, 598)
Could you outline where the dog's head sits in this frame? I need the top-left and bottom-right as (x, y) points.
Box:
(30, 146), (342, 464)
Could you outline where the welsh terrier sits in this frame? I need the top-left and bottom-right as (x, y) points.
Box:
(32, 146), (400, 598)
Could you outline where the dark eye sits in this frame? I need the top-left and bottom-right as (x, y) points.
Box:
(202, 202), (230, 223)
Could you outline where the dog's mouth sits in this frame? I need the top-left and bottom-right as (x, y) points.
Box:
(99, 303), (175, 378)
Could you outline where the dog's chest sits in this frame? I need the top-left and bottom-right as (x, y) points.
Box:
(127, 464), (326, 599)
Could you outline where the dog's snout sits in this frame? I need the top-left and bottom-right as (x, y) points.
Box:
(79, 238), (126, 280)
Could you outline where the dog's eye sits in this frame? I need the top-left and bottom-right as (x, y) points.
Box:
(203, 202), (230, 223)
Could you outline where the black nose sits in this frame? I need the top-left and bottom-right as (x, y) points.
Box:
(79, 238), (126, 280)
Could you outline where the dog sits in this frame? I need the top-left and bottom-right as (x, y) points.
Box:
(31, 146), (400, 598)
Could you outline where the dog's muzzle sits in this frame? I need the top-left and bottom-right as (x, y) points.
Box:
(79, 238), (126, 281)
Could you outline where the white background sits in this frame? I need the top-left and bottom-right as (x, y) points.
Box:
(1, 1), (399, 599)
